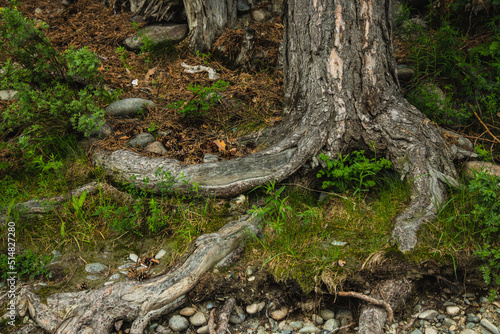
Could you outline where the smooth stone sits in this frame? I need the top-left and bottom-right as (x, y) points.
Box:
(466, 323), (476, 329)
(146, 141), (168, 155)
(129, 253), (139, 263)
(0, 90), (18, 100)
(467, 315), (480, 323)
(320, 309), (335, 320)
(480, 297), (489, 303)
(124, 24), (188, 50)
(206, 302), (214, 310)
(104, 281), (114, 286)
(418, 310), (439, 320)
(85, 262), (108, 274)
(109, 273), (121, 280)
(180, 307), (196, 317)
(411, 330), (423, 334)
(461, 330), (477, 334)
(289, 321), (303, 329)
(299, 326), (321, 333)
(323, 319), (340, 331)
(237, 0), (250, 12)
(443, 318), (457, 327)
(128, 133), (155, 148)
(252, 9), (272, 22)
(246, 267), (253, 276)
(425, 328), (438, 334)
(197, 325), (209, 334)
(312, 314), (323, 325)
(447, 306), (461, 316)
(106, 98), (156, 117)
(190, 312), (206, 326)
(203, 154), (219, 163)
(246, 302), (265, 314)
(118, 263), (135, 270)
(85, 274), (99, 280)
(155, 249), (167, 260)
(397, 67), (416, 82)
(270, 308), (288, 321)
(481, 319), (499, 334)
(169, 315), (189, 332)
(229, 313), (245, 324)
(90, 121), (113, 139)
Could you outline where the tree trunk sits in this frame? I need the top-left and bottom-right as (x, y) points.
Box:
(93, 0), (472, 252)
(182, 0), (237, 51)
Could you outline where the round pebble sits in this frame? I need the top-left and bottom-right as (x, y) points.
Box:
(180, 307), (196, 317)
(169, 315), (189, 332)
(446, 306), (460, 316)
(190, 312), (207, 326)
(299, 325), (321, 333)
(85, 263), (108, 274)
(320, 309), (335, 320)
(270, 308), (288, 321)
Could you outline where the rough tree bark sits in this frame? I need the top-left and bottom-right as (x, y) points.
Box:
(182, 0), (237, 51)
(14, 1), (477, 333)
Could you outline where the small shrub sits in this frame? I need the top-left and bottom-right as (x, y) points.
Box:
(0, 249), (52, 281)
(317, 144), (392, 196)
(169, 80), (229, 118)
(468, 171), (500, 284)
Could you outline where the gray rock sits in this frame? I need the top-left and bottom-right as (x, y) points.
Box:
(425, 328), (438, 334)
(190, 312), (206, 326)
(299, 326), (321, 334)
(197, 325), (209, 334)
(206, 302), (214, 310)
(467, 315), (481, 323)
(85, 262), (108, 274)
(252, 9), (272, 22)
(146, 141), (168, 155)
(0, 90), (18, 101)
(85, 274), (100, 280)
(446, 306), (461, 316)
(90, 122), (113, 139)
(109, 273), (121, 280)
(461, 329), (477, 334)
(320, 309), (335, 320)
(466, 322), (476, 329)
(323, 319), (340, 331)
(104, 281), (114, 286)
(481, 319), (499, 334)
(289, 321), (303, 329)
(418, 310), (439, 320)
(312, 314), (323, 325)
(169, 315), (189, 332)
(411, 330), (423, 334)
(106, 98), (156, 118)
(397, 67), (416, 82)
(124, 24), (188, 50)
(203, 154), (219, 163)
(229, 313), (245, 324)
(129, 253), (139, 263)
(128, 133), (155, 148)
(246, 301), (265, 314)
(237, 0), (250, 13)
(155, 249), (167, 260)
(443, 318), (457, 327)
(464, 161), (500, 179)
(156, 325), (171, 334)
(118, 263), (135, 270)
(480, 297), (489, 303)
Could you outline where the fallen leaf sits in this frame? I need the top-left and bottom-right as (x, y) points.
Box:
(338, 260), (346, 267)
(214, 139), (226, 152)
(118, 136), (130, 140)
(144, 67), (157, 81)
(229, 148), (237, 155)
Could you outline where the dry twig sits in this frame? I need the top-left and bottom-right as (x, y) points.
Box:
(337, 291), (394, 323)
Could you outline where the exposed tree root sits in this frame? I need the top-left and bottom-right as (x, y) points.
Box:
(9, 215), (260, 334)
(337, 291), (394, 323)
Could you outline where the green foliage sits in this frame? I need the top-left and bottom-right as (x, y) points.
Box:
(250, 181), (292, 233)
(468, 171), (500, 284)
(169, 80), (229, 118)
(0, 249), (52, 281)
(115, 46), (130, 70)
(316, 144), (392, 196)
(0, 7), (112, 172)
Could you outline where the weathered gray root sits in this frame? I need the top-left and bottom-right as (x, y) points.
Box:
(357, 278), (415, 334)
(11, 214), (260, 334)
